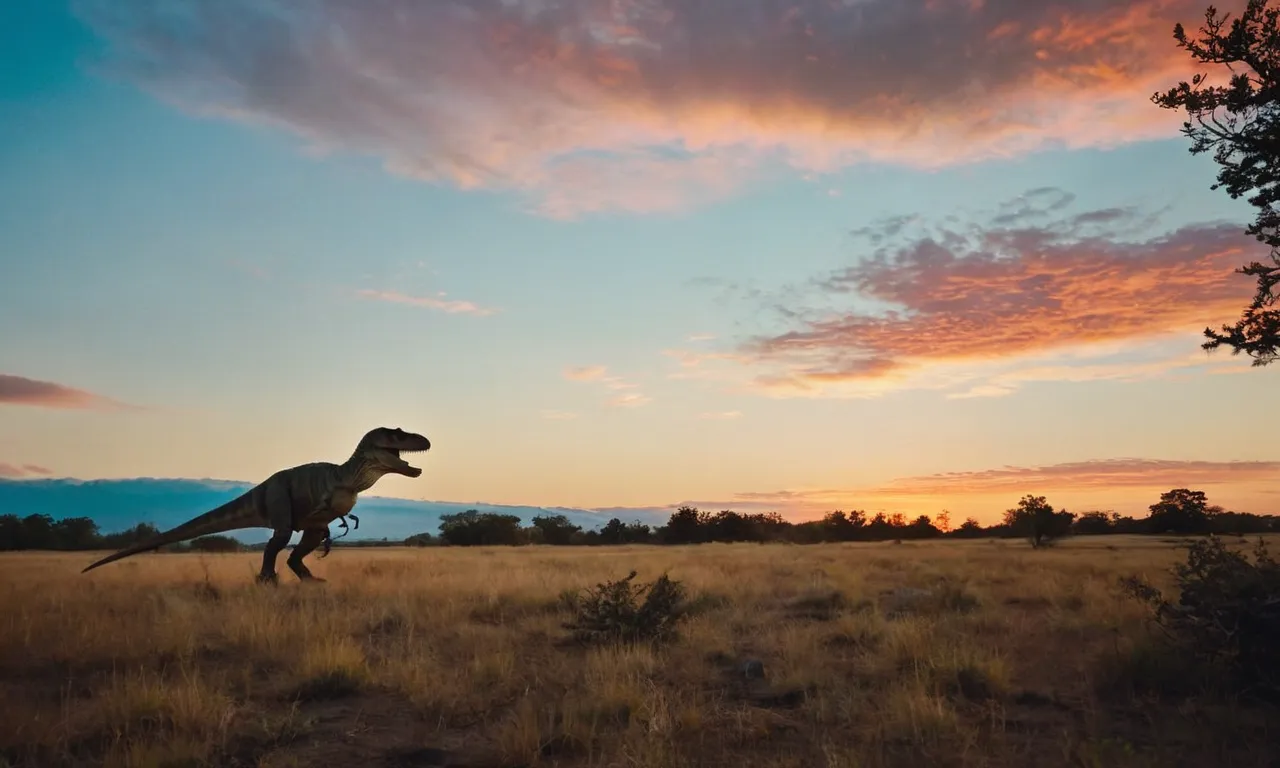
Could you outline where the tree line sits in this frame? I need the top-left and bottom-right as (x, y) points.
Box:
(0, 515), (243, 553)
(1, 488), (1274, 553)
(413, 489), (1277, 549)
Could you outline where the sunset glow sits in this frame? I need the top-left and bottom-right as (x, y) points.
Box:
(1, 0), (1277, 529)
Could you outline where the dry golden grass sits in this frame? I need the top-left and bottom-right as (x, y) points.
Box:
(1, 536), (1276, 767)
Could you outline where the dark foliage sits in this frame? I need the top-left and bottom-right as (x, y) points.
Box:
(530, 513), (582, 545)
(1147, 488), (1220, 534)
(1156, 0), (1280, 365)
(437, 509), (525, 546)
(1120, 536), (1280, 700)
(1003, 495), (1076, 548)
(562, 570), (688, 645)
(187, 535), (243, 553)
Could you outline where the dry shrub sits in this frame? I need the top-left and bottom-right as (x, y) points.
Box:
(562, 570), (688, 645)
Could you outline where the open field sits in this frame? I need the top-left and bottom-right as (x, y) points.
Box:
(1, 536), (1276, 768)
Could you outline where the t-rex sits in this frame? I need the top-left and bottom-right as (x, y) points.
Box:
(80, 426), (431, 583)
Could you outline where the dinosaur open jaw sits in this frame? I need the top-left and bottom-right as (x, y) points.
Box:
(389, 448), (428, 478)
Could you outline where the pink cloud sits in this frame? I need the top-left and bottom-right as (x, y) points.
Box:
(0, 464), (52, 479)
(564, 364), (652, 407)
(0, 374), (130, 410)
(357, 289), (497, 316)
(668, 458), (1280, 521)
(718, 193), (1263, 397)
(74, 0), (1227, 216)
(867, 458), (1280, 496)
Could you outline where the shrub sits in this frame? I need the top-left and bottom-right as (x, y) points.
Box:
(1119, 536), (1280, 700)
(562, 570), (688, 645)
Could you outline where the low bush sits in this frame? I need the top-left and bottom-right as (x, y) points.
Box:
(562, 570), (688, 645)
(1119, 536), (1280, 701)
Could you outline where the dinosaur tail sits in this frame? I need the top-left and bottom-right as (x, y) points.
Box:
(81, 489), (265, 574)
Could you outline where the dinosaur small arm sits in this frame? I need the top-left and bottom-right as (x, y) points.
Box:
(80, 426), (431, 583)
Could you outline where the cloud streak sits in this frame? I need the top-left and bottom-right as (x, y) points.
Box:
(357, 289), (497, 316)
(868, 458), (1280, 497)
(0, 374), (130, 410)
(678, 458), (1280, 518)
(563, 364), (651, 407)
(0, 464), (53, 479)
(667, 191), (1265, 398)
(74, 0), (1223, 216)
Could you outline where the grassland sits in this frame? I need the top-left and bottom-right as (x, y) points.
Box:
(1, 536), (1276, 767)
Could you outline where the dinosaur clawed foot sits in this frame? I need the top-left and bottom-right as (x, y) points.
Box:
(256, 571), (280, 586)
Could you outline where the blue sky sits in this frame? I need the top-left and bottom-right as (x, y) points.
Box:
(2, 0), (1277, 524)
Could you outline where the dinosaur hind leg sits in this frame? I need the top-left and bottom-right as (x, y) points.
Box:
(257, 481), (295, 584)
(287, 528), (328, 582)
(258, 528), (292, 584)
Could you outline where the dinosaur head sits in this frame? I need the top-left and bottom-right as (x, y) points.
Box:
(354, 427), (432, 478)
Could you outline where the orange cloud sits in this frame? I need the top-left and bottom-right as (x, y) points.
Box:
(673, 458), (1280, 521)
(713, 192), (1264, 397)
(356, 289), (496, 316)
(0, 463), (52, 479)
(74, 0), (1231, 216)
(0, 374), (130, 410)
(563, 365), (609, 382)
(868, 458), (1280, 496)
(564, 365), (652, 407)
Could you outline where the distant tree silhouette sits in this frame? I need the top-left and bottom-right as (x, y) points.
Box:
(188, 535), (242, 553)
(1155, 0), (1280, 365)
(935, 509), (953, 534)
(1003, 495), (1075, 548)
(904, 514), (942, 540)
(822, 510), (865, 542)
(1147, 488), (1218, 534)
(1073, 510), (1119, 536)
(662, 506), (703, 545)
(531, 513), (582, 546)
(438, 509), (524, 546)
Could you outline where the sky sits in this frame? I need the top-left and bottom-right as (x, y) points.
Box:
(1, 0), (1278, 526)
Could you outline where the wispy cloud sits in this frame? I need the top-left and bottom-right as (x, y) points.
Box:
(563, 365), (609, 382)
(662, 191), (1262, 399)
(0, 463), (53, 479)
(0, 373), (132, 410)
(564, 364), (651, 407)
(866, 458), (1280, 497)
(699, 410), (743, 420)
(356, 289), (497, 316)
(673, 458), (1280, 518)
(75, 0), (1218, 217)
(609, 392), (653, 408)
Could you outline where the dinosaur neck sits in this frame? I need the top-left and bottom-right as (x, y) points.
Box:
(338, 453), (391, 492)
